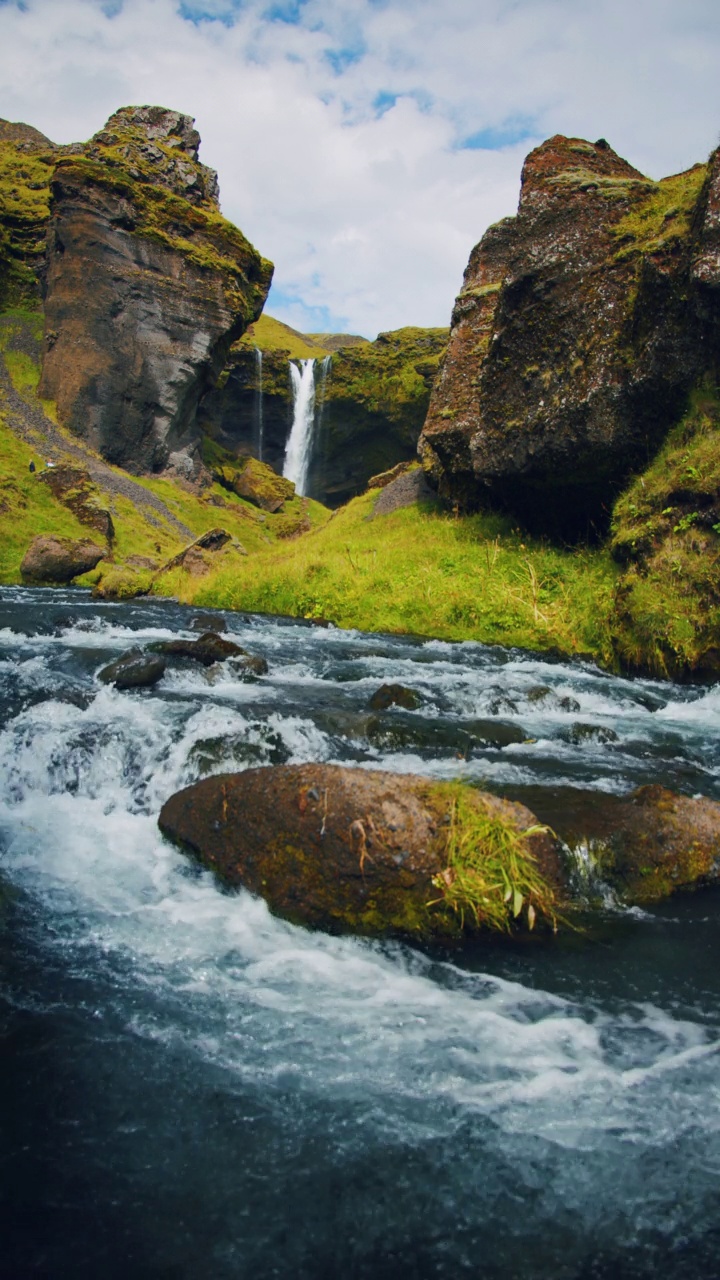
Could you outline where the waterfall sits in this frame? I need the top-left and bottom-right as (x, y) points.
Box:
(254, 347), (264, 461)
(283, 359), (316, 495)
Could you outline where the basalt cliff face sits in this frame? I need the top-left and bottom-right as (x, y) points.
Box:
(38, 107), (273, 477)
(0, 107), (273, 478)
(419, 135), (720, 537)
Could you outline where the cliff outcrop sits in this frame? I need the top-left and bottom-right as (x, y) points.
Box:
(19, 106), (273, 477)
(0, 119), (58, 308)
(199, 323), (447, 506)
(419, 135), (720, 537)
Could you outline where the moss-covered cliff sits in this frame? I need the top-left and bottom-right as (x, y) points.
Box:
(0, 120), (58, 309)
(38, 107), (273, 476)
(419, 135), (720, 540)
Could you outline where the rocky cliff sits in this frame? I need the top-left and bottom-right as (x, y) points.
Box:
(1, 107), (273, 478)
(0, 119), (58, 308)
(200, 323), (447, 506)
(33, 107), (273, 478)
(419, 135), (720, 537)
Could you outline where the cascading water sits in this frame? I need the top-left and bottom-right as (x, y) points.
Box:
(1, 586), (720, 1278)
(283, 359), (316, 495)
(254, 346), (264, 461)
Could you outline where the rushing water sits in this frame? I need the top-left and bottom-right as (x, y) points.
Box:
(1, 587), (719, 1280)
(284, 359), (316, 494)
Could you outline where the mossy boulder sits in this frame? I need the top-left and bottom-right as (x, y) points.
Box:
(218, 454), (295, 512)
(526, 782), (720, 905)
(158, 764), (563, 941)
(20, 534), (105, 583)
(92, 566), (152, 599)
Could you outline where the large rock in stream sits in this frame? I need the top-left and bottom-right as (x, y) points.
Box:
(158, 764), (564, 940)
(159, 767), (720, 941)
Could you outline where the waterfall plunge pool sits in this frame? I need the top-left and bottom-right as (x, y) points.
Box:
(1, 588), (719, 1279)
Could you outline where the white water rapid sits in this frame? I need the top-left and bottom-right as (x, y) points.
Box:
(283, 359), (316, 495)
(1, 587), (720, 1278)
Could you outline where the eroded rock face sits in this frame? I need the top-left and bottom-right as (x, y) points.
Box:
(38, 106), (273, 476)
(158, 763), (563, 940)
(20, 535), (105, 582)
(420, 135), (720, 537)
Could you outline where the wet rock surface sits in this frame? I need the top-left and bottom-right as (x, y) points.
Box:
(155, 630), (268, 672)
(368, 682), (422, 711)
(158, 763), (560, 939)
(97, 649), (166, 689)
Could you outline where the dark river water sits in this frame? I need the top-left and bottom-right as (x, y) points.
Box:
(1, 587), (719, 1280)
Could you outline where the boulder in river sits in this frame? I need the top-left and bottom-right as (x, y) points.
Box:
(368, 683), (422, 711)
(155, 631), (268, 673)
(158, 764), (564, 940)
(520, 782), (720, 905)
(585, 784), (720, 904)
(20, 535), (105, 583)
(97, 649), (167, 690)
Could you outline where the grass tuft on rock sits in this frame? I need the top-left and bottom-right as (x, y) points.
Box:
(428, 783), (558, 933)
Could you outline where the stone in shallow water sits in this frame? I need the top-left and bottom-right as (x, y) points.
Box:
(368, 683), (422, 711)
(97, 649), (166, 690)
(155, 631), (268, 672)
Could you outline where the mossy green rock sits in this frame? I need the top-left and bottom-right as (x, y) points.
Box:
(566, 784), (720, 904)
(420, 134), (720, 538)
(158, 764), (562, 941)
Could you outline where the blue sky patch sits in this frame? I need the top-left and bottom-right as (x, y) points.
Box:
(460, 117), (537, 151)
(178, 1), (241, 25)
(324, 43), (366, 76)
(266, 285), (351, 337)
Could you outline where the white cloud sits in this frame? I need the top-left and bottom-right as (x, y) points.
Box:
(0, 0), (718, 335)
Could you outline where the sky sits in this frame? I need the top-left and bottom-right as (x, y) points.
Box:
(0, 0), (719, 337)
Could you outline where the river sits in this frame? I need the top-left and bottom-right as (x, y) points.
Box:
(1, 587), (719, 1279)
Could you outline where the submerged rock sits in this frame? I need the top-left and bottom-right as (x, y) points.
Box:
(97, 649), (166, 689)
(158, 764), (563, 940)
(155, 630), (268, 672)
(20, 535), (105, 583)
(368, 683), (422, 711)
